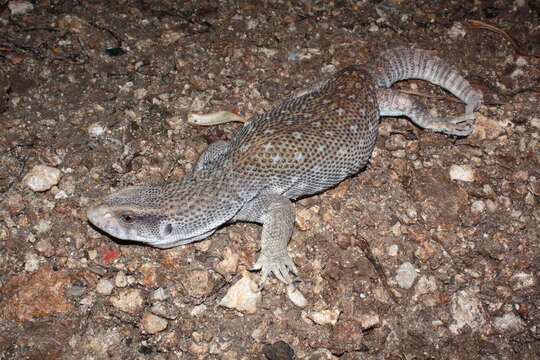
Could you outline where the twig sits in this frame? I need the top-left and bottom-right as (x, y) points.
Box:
(88, 21), (123, 48)
(19, 27), (61, 33)
(468, 75), (540, 103)
(399, 78), (540, 107)
(467, 20), (540, 58)
(150, 7), (215, 27)
(357, 232), (400, 304)
(1, 143), (33, 193)
(0, 37), (46, 60)
(398, 89), (462, 103)
(162, 157), (182, 182)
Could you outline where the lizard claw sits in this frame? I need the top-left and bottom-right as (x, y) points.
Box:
(440, 113), (476, 136)
(249, 250), (298, 287)
(290, 276), (302, 286)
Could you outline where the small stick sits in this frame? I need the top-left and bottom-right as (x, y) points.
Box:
(188, 111), (248, 126)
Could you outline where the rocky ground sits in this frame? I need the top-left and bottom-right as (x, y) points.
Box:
(0, 0), (539, 359)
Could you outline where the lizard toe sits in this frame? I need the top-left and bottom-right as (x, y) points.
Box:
(251, 251), (297, 285)
(276, 267), (292, 284)
(442, 114), (476, 136)
(248, 262), (263, 272)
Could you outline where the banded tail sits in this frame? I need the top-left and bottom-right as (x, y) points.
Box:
(369, 48), (482, 114)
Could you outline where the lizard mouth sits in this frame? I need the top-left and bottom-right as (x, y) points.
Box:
(147, 228), (217, 249)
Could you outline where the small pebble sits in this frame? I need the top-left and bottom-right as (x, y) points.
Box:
(23, 165), (61, 192)
(485, 199), (498, 213)
(471, 200), (485, 214)
(395, 262), (417, 289)
(287, 284), (308, 308)
(54, 190), (68, 200)
(449, 164), (475, 182)
(191, 304), (207, 317)
(189, 341), (209, 355)
(115, 271), (128, 287)
(88, 123), (105, 137)
(34, 219), (52, 234)
(415, 276), (437, 296)
(510, 272), (535, 290)
(160, 28), (185, 43)
(450, 289), (486, 334)
(182, 269), (215, 297)
(219, 276), (261, 313)
(150, 302), (177, 320)
(358, 313), (380, 329)
(110, 289), (144, 313)
(96, 278), (114, 295)
(8, 0), (33, 15)
(134, 88), (147, 100)
(287, 51), (300, 61)
(308, 309), (340, 325)
(256, 47), (278, 57)
(493, 312), (524, 333)
(151, 287), (168, 301)
(141, 312), (168, 334)
(67, 285), (86, 297)
(215, 247), (239, 276)
(35, 239), (54, 257)
(387, 244), (399, 257)
(321, 64), (337, 74)
(447, 22), (466, 39)
(166, 116), (185, 130)
(262, 341), (295, 360)
(24, 252), (40, 272)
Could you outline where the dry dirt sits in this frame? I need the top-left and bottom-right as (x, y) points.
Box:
(0, 1), (539, 359)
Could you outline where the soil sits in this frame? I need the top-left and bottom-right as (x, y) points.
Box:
(0, 1), (539, 359)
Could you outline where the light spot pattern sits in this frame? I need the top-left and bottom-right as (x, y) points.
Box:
(228, 67), (379, 199)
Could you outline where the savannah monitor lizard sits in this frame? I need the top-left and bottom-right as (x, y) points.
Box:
(87, 48), (482, 286)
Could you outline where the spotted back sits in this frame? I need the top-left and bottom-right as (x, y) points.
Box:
(227, 67), (380, 199)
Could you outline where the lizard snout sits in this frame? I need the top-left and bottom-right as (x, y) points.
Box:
(86, 205), (111, 226)
(86, 205), (127, 240)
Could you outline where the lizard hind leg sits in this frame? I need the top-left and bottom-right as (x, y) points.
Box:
(377, 88), (475, 136)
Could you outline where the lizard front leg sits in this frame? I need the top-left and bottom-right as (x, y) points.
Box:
(194, 140), (229, 173)
(234, 194), (297, 286)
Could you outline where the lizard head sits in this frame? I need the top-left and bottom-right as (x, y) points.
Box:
(86, 179), (237, 248)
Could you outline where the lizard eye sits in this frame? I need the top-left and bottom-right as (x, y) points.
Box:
(122, 213), (135, 222)
(163, 223), (173, 235)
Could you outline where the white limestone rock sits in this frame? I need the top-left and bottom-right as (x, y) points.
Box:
(395, 262), (417, 289)
(23, 165), (61, 192)
(308, 309), (341, 326)
(219, 276), (261, 313)
(141, 312), (168, 334)
(450, 164), (475, 182)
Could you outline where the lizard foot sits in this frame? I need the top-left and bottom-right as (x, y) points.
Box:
(249, 250), (298, 286)
(438, 113), (476, 136)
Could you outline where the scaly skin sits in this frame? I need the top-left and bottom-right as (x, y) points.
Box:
(87, 48), (482, 286)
